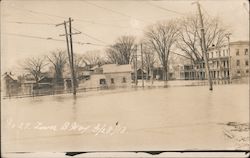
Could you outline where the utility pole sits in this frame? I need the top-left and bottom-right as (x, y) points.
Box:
(56, 18), (80, 95)
(141, 43), (144, 88)
(225, 33), (232, 83)
(134, 45), (138, 86)
(68, 18), (77, 95)
(194, 1), (213, 90)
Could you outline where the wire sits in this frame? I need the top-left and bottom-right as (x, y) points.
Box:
(7, 4), (142, 30)
(84, 1), (150, 23)
(3, 33), (106, 47)
(146, 1), (185, 15)
(9, 5), (66, 20)
(5, 21), (56, 26)
(72, 27), (107, 44)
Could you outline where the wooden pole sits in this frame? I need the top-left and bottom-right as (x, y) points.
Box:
(141, 43), (144, 88)
(63, 21), (75, 94)
(196, 2), (213, 90)
(69, 17), (77, 95)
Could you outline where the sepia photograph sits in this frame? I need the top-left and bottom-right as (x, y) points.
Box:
(1, 0), (249, 157)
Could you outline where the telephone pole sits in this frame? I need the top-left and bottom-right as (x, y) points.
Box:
(194, 1), (213, 90)
(56, 18), (80, 95)
(141, 43), (144, 88)
(225, 33), (232, 83)
(134, 45), (138, 86)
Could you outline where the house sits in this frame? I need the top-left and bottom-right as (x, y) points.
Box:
(131, 68), (147, 80)
(78, 64), (132, 89)
(34, 76), (54, 89)
(2, 72), (19, 97)
(102, 64), (132, 88)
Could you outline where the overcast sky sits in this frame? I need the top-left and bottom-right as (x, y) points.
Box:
(1, 0), (249, 74)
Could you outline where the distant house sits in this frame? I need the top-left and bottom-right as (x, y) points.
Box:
(2, 72), (19, 96)
(102, 64), (132, 88)
(132, 68), (147, 80)
(20, 80), (36, 95)
(79, 64), (132, 89)
(34, 76), (54, 89)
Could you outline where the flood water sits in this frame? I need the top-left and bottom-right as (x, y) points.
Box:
(1, 84), (249, 152)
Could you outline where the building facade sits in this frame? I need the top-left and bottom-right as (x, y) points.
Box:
(78, 64), (132, 89)
(182, 41), (249, 81)
(229, 41), (249, 79)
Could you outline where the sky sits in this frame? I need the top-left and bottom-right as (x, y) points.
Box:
(1, 0), (249, 74)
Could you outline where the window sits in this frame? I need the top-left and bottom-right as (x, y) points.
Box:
(245, 49), (248, 55)
(111, 78), (114, 84)
(223, 50), (225, 56)
(236, 60), (240, 66)
(99, 79), (106, 85)
(245, 60), (249, 66)
(211, 52), (214, 58)
(246, 69), (249, 74)
(236, 49), (239, 56)
(122, 77), (126, 83)
(237, 70), (241, 74)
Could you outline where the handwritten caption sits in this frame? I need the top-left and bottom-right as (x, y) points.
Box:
(6, 119), (127, 136)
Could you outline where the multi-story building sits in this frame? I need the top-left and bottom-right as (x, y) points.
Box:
(229, 41), (249, 79)
(207, 44), (230, 80)
(182, 40), (249, 81)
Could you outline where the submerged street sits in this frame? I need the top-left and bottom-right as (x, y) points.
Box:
(1, 84), (249, 152)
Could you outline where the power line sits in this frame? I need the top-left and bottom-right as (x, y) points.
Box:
(72, 27), (107, 44)
(146, 1), (185, 15)
(8, 4), (142, 30)
(3, 32), (106, 46)
(5, 21), (56, 26)
(9, 5), (66, 20)
(84, 1), (150, 23)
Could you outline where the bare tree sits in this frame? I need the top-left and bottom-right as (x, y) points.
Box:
(47, 50), (67, 85)
(23, 57), (47, 84)
(82, 50), (103, 66)
(177, 14), (229, 63)
(141, 43), (156, 80)
(106, 35), (136, 65)
(73, 54), (86, 78)
(145, 20), (179, 81)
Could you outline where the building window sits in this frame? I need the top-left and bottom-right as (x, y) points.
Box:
(236, 60), (240, 66)
(245, 60), (249, 66)
(236, 49), (239, 56)
(223, 50), (225, 56)
(122, 77), (126, 83)
(246, 69), (249, 74)
(111, 78), (114, 84)
(100, 79), (106, 85)
(211, 52), (214, 58)
(245, 49), (248, 55)
(237, 70), (241, 74)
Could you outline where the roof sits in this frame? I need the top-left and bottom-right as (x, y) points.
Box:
(101, 64), (132, 73)
(23, 80), (36, 84)
(230, 41), (249, 45)
(2, 72), (18, 81)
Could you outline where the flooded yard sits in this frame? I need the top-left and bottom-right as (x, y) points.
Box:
(1, 84), (249, 152)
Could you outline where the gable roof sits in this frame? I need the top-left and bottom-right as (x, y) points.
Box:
(2, 72), (18, 81)
(101, 64), (132, 73)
